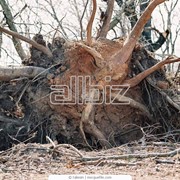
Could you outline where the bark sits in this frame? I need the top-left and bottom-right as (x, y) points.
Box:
(0, 66), (47, 81)
(98, 0), (115, 38)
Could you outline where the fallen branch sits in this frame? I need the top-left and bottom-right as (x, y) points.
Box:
(155, 159), (175, 164)
(81, 148), (180, 161)
(0, 26), (53, 57)
(0, 66), (47, 81)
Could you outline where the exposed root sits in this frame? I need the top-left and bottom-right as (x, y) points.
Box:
(123, 57), (180, 87)
(109, 0), (166, 66)
(111, 93), (152, 120)
(80, 88), (111, 148)
(86, 0), (97, 45)
(134, 60), (180, 111)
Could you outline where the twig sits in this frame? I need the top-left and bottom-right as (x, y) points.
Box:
(46, 136), (56, 148)
(155, 159), (175, 164)
(54, 144), (84, 158)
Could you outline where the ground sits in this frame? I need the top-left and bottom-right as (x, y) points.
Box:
(0, 142), (179, 180)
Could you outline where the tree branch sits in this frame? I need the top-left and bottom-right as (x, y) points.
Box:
(0, 66), (48, 81)
(0, 0), (27, 60)
(0, 26), (53, 57)
(98, 0), (115, 38)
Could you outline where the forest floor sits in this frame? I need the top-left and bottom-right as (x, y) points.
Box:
(0, 142), (179, 180)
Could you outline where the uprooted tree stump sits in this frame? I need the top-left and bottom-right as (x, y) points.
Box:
(0, 0), (179, 150)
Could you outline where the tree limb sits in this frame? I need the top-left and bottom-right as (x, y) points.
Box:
(81, 148), (180, 161)
(0, 0), (27, 60)
(0, 66), (47, 81)
(0, 26), (53, 57)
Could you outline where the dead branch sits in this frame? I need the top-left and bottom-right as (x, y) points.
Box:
(81, 148), (180, 161)
(123, 57), (180, 88)
(0, 66), (47, 81)
(98, 0), (115, 38)
(0, 0), (27, 60)
(86, 0), (97, 45)
(111, 93), (152, 120)
(0, 26), (53, 57)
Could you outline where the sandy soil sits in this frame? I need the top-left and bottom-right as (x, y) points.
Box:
(0, 142), (179, 180)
